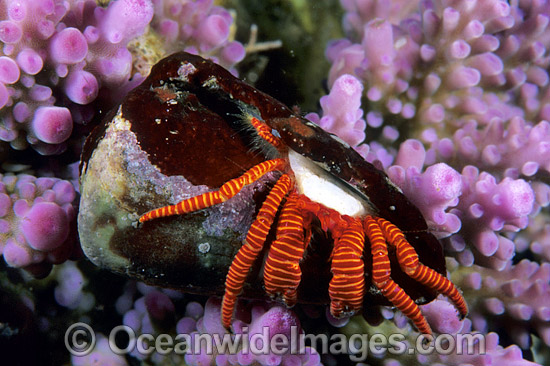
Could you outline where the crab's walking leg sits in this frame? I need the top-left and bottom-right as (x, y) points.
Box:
(248, 116), (281, 147)
(364, 216), (432, 335)
(263, 193), (308, 307)
(329, 217), (366, 317)
(221, 174), (292, 328)
(375, 217), (468, 319)
(139, 158), (286, 222)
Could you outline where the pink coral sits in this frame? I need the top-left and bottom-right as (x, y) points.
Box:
(150, 0), (245, 71)
(0, 0), (246, 154)
(388, 139), (463, 238)
(0, 174), (77, 276)
(0, 0), (153, 153)
(307, 74), (366, 147)
(457, 259), (550, 348)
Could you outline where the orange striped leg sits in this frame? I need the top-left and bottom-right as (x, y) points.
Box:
(328, 217), (365, 318)
(248, 116), (281, 147)
(263, 194), (308, 307)
(364, 216), (432, 335)
(221, 174), (292, 328)
(375, 217), (468, 319)
(139, 158), (286, 222)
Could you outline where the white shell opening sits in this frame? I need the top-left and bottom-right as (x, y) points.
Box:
(288, 149), (370, 217)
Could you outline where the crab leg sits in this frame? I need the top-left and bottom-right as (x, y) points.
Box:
(296, 197), (367, 317)
(263, 193), (309, 307)
(221, 174), (292, 328)
(248, 116), (282, 147)
(375, 217), (468, 319)
(139, 158), (286, 222)
(364, 216), (432, 335)
(328, 217), (366, 317)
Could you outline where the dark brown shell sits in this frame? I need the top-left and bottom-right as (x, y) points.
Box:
(79, 52), (446, 307)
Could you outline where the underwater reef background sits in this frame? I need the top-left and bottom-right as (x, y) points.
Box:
(1, 0), (549, 365)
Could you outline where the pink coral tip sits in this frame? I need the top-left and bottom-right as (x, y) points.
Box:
(447, 66), (481, 89)
(221, 41), (246, 64)
(498, 178), (534, 218)
(395, 139), (426, 169)
(102, 0), (154, 44)
(31, 106), (73, 144)
(95, 48), (132, 82)
(0, 56), (20, 84)
(29, 84), (52, 102)
(21, 202), (70, 252)
(449, 39), (471, 59)
(3, 238), (32, 267)
(423, 163), (462, 201)
(64, 70), (99, 105)
(468, 52), (504, 76)
(7, 0), (27, 21)
(49, 27), (88, 64)
(197, 14), (230, 50)
(422, 299), (464, 334)
(13, 102), (31, 122)
(0, 20), (22, 43)
(16, 49), (44, 75)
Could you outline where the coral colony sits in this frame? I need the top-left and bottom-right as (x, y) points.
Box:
(0, 0), (548, 365)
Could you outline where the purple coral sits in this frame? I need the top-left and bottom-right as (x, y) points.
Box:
(380, 318), (540, 366)
(388, 139), (463, 238)
(307, 0), (548, 362)
(54, 261), (95, 311)
(71, 334), (128, 366)
(457, 259), (550, 348)
(328, 0), (550, 129)
(306, 74), (366, 147)
(427, 117), (550, 194)
(386, 138), (535, 267)
(119, 286), (179, 363)
(117, 290), (321, 366)
(31, 106), (73, 145)
(327, 0), (550, 182)
(0, 0), (153, 154)
(1, 0), (248, 275)
(317, 0), (544, 270)
(100, 0), (154, 45)
(0, 173), (77, 276)
(150, 0), (246, 71)
(453, 166), (534, 268)
(0, 0), (245, 154)
(184, 298), (321, 366)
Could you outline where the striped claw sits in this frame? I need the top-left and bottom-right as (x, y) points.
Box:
(363, 216), (468, 334)
(375, 217), (469, 320)
(364, 216), (432, 335)
(221, 174), (292, 328)
(139, 158), (286, 223)
(263, 193), (309, 307)
(328, 217), (365, 317)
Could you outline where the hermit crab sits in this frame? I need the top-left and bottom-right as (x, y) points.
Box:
(132, 52), (468, 334)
